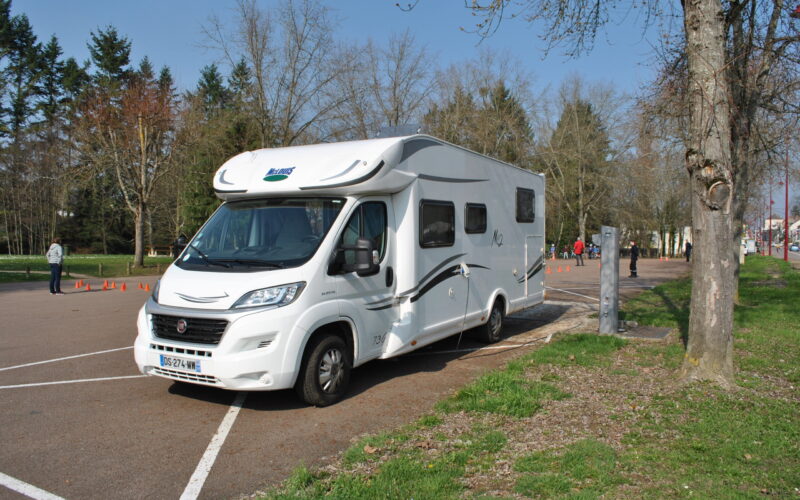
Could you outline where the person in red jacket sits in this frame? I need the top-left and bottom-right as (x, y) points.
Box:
(573, 237), (585, 266)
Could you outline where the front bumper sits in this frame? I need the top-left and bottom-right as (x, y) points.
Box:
(134, 299), (303, 391)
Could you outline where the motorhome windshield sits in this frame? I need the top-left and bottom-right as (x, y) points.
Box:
(176, 197), (346, 272)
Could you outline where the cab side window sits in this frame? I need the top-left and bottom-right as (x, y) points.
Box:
(340, 202), (388, 265)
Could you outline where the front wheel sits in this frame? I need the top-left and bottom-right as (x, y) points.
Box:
(295, 334), (351, 407)
(476, 300), (504, 343)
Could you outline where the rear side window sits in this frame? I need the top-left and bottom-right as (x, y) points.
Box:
(464, 203), (487, 234)
(420, 200), (455, 247)
(516, 188), (535, 223)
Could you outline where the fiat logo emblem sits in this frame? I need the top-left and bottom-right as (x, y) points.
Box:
(176, 319), (188, 334)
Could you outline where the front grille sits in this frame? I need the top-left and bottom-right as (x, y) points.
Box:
(153, 367), (219, 384)
(151, 314), (228, 345)
(150, 343), (213, 358)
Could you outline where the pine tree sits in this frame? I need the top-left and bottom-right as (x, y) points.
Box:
(87, 26), (131, 87)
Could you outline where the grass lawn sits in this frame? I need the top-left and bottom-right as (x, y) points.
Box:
(0, 254), (174, 281)
(262, 255), (799, 499)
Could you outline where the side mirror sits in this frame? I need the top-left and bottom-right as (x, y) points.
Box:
(340, 238), (380, 276)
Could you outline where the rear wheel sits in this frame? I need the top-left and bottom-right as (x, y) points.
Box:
(476, 300), (504, 343)
(295, 334), (351, 407)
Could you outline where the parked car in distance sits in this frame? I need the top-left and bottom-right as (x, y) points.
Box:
(790, 243), (799, 252)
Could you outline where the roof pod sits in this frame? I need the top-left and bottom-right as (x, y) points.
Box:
(212, 135), (442, 201)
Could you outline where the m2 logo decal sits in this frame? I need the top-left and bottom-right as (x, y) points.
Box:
(263, 167), (296, 182)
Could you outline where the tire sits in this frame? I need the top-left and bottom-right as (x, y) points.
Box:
(476, 300), (504, 344)
(295, 334), (351, 407)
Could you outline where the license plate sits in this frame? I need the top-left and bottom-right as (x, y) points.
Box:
(159, 354), (201, 373)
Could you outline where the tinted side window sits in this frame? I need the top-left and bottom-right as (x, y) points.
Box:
(465, 203), (487, 234)
(516, 188), (535, 223)
(420, 200), (455, 247)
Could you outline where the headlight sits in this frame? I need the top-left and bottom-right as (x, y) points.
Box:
(152, 280), (160, 303)
(231, 282), (305, 310)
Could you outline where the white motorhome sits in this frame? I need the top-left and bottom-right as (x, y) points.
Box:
(134, 135), (545, 406)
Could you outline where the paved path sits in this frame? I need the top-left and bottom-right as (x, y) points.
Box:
(0, 260), (687, 500)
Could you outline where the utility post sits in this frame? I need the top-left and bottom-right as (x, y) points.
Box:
(599, 226), (620, 334)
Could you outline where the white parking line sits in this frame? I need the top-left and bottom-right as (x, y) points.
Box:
(0, 346), (133, 372)
(0, 472), (65, 500)
(180, 392), (247, 500)
(0, 375), (147, 390)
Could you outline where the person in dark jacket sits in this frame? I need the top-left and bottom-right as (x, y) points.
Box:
(685, 241), (692, 262)
(629, 241), (639, 278)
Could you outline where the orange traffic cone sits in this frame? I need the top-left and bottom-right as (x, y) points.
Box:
(144, 283), (151, 292)
(138, 282), (143, 289)
(566, 265), (571, 272)
(557, 266), (563, 273)
(111, 282), (117, 289)
(102, 283), (108, 291)
(85, 283), (91, 291)
(75, 281), (81, 289)
(545, 266), (552, 274)
(120, 283), (127, 292)
(665, 256), (670, 262)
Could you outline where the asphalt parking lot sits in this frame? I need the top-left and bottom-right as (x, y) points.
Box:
(0, 258), (689, 499)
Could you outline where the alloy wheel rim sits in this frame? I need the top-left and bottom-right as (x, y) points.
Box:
(318, 348), (344, 393)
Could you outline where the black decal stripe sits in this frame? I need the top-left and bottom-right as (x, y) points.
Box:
(398, 253), (465, 296)
(367, 304), (394, 311)
(466, 264), (490, 271)
(410, 265), (460, 303)
(517, 256), (544, 283)
(365, 296), (394, 306)
(417, 174), (488, 183)
(214, 188), (247, 194)
(300, 160), (385, 190)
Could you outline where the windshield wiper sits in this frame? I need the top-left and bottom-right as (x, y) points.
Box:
(188, 243), (231, 268)
(216, 259), (285, 269)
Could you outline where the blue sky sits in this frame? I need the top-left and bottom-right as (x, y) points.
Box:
(13, 0), (661, 94)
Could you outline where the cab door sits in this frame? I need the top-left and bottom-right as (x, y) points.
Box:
(331, 198), (397, 360)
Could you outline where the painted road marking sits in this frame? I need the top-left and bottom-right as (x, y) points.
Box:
(0, 346), (133, 372)
(180, 392), (247, 500)
(0, 375), (147, 390)
(0, 472), (65, 500)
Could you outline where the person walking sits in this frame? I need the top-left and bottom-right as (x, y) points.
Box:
(549, 242), (556, 260)
(629, 241), (639, 278)
(46, 237), (65, 295)
(685, 241), (692, 262)
(573, 237), (585, 266)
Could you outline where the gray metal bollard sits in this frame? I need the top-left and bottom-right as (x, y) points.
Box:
(98, 263), (103, 277)
(599, 226), (620, 334)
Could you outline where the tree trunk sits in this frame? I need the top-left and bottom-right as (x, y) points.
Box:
(679, 0), (735, 388)
(134, 200), (146, 268)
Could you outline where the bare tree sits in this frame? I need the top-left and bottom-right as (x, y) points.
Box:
(76, 74), (178, 267)
(452, 0), (798, 387)
(204, 0), (349, 146)
(368, 29), (435, 130)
